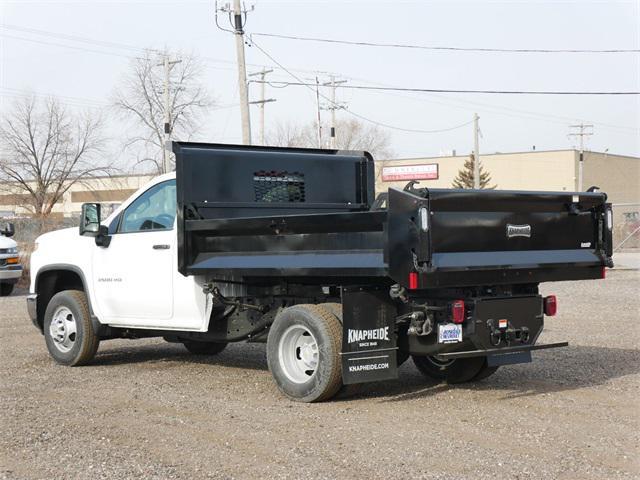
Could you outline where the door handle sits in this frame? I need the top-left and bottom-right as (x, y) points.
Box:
(153, 244), (170, 250)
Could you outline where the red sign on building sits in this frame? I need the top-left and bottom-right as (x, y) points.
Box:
(381, 164), (439, 181)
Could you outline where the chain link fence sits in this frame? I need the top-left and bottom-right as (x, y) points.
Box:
(612, 203), (640, 251)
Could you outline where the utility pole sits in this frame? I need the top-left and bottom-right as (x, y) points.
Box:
(249, 68), (276, 145)
(568, 123), (594, 191)
(314, 76), (322, 148)
(322, 75), (347, 149)
(473, 113), (480, 189)
(157, 53), (182, 174)
(232, 0), (252, 144)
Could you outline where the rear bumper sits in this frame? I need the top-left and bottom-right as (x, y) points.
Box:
(437, 341), (569, 359)
(26, 294), (39, 330)
(437, 341), (569, 367)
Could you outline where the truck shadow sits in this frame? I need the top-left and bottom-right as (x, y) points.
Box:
(95, 341), (269, 371)
(362, 345), (640, 403)
(95, 342), (639, 402)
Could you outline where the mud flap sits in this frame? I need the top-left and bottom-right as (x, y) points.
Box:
(340, 286), (398, 385)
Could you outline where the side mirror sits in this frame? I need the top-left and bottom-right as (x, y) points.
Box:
(79, 203), (101, 236)
(1, 222), (15, 238)
(95, 225), (112, 248)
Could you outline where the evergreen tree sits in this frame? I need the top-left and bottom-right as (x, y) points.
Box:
(451, 155), (495, 189)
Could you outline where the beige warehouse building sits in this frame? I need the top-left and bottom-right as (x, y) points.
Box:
(0, 174), (154, 219)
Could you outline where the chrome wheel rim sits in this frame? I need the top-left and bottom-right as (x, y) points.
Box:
(278, 325), (319, 384)
(49, 306), (77, 353)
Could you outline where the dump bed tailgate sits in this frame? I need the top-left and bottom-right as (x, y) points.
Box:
(388, 187), (613, 288)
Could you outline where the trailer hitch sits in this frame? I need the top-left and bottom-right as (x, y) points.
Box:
(487, 319), (530, 347)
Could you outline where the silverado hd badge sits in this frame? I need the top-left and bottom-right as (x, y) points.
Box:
(507, 224), (531, 238)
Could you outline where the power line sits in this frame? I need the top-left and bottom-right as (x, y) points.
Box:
(0, 87), (108, 107)
(0, 24), (246, 74)
(252, 80), (639, 96)
(251, 32), (640, 54)
(0, 33), (143, 60)
(250, 39), (475, 134)
(0, 24), (157, 54)
(4, 24), (636, 132)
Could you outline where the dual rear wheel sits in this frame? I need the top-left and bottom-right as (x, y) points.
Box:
(412, 354), (499, 384)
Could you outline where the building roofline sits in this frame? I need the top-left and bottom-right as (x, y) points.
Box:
(381, 149), (640, 162)
(0, 171), (157, 186)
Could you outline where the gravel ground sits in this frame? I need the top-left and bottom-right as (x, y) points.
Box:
(1, 270), (638, 480)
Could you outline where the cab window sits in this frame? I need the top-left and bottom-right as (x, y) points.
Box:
(119, 180), (177, 233)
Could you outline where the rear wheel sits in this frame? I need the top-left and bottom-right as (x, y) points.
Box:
(471, 359), (499, 381)
(267, 304), (342, 402)
(43, 290), (100, 366)
(412, 355), (486, 384)
(182, 341), (227, 355)
(0, 283), (14, 296)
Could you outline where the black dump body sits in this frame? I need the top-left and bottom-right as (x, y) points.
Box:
(174, 142), (613, 289)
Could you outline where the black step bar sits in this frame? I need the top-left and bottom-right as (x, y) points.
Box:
(437, 341), (569, 359)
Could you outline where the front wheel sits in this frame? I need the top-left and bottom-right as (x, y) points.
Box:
(412, 355), (488, 384)
(267, 304), (343, 402)
(43, 290), (100, 366)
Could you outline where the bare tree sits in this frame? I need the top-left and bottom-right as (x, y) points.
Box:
(112, 51), (213, 174)
(266, 118), (393, 160)
(266, 121), (308, 148)
(0, 96), (110, 217)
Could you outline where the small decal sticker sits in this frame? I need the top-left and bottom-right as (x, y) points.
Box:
(507, 224), (531, 238)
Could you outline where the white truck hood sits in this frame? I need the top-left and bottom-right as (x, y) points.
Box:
(35, 227), (77, 246)
(0, 235), (17, 249)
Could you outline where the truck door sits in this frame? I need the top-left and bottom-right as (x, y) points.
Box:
(92, 180), (176, 326)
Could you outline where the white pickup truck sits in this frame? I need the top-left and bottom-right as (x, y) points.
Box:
(0, 222), (21, 296)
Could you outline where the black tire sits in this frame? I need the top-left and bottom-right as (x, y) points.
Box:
(267, 304), (343, 402)
(396, 349), (410, 367)
(412, 355), (486, 384)
(0, 283), (14, 296)
(43, 290), (99, 366)
(182, 341), (227, 355)
(471, 359), (499, 381)
(320, 302), (342, 321)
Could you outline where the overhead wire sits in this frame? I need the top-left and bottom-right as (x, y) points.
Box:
(3, 24), (637, 133)
(250, 39), (475, 134)
(253, 80), (639, 96)
(251, 32), (640, 54)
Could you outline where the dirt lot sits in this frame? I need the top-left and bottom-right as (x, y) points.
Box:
(1, 270), (638, 480)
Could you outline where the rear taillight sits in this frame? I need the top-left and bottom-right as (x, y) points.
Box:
(451, 299), (465, 324)
(601, 266), (606, 279)
(544, 295), (557, 316)
(408, 272), (418, 290)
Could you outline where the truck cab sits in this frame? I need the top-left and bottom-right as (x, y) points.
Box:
(28, 173), (210, 332)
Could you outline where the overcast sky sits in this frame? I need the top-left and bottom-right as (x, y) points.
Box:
(1, 0), (639, 165)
